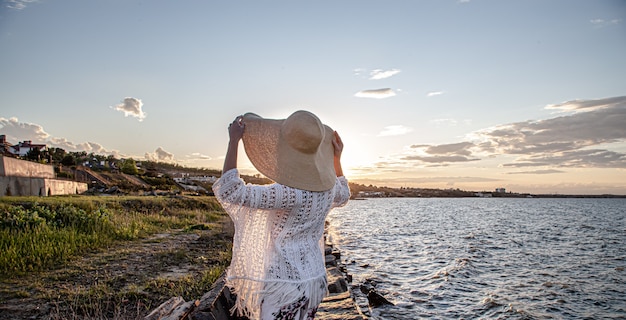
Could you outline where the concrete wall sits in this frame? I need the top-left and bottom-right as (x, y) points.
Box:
(45, 178), (88, 196)
(0, 176), (47, 196)
(0, 176), (88, 196)
(0, 156), (55, 179)
(0, 156), (88, 196)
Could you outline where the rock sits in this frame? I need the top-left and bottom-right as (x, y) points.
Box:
(366, 290), (394, 307)
(325, 254), (337, 267)
(327, 267), (348, 293)
(359, 282), (394, 307)
(317, 291), (366, 320)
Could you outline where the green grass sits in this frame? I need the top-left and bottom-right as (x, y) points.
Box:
(0, 195), (225, 275)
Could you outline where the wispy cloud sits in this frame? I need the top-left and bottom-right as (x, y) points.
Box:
(354, 68), (401, 80)
(405, 142), (479, 163)
(377, 125), (413, 137)
(430, 118), (472, 126)
(391, 96), (626, 169)
(545, 96), (624, 113)
(590, 18), (621, 27)
(5, 0), (38, 10)
(145, 147), (174, 162)
(507, 169), (564, 175)
(427, 91), (445, 97)
(354, 88), (396, 99)
(369, 69), (401, 80)
(112, 97), (146, 121)
(501, 149), (626, 169)
(352, 68), (366, 76)
(187, 152), (212, 160)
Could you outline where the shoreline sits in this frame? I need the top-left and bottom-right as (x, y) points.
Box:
(317, 229), (369, 319)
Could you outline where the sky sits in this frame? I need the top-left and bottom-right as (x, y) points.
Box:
(1, 0), (625, 195)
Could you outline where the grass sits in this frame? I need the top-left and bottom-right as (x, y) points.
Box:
(0, 195), (233, 319)
(0, 195), (225, 275)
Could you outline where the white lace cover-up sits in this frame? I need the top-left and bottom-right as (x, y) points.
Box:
(212, 169), (350, 319)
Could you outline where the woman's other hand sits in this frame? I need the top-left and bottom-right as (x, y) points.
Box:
(332, 131), (344, 177)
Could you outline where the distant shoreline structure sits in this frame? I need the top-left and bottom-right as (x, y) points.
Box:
(349, 183), (626, 199)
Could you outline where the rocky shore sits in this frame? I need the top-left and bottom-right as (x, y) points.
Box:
(145, 233), (368, 320)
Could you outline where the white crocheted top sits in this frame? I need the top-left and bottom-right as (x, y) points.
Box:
(212, 169), (350, 319)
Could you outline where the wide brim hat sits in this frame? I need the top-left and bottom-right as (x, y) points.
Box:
(242, 110), (336, 192)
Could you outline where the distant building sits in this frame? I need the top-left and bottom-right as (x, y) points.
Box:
(357, 191), (386, 197)
(475, 192), (493, 198)
(189, 176), (217, 183)
(10, 140), (47, 157)
(495, 188), (506, 193)
(174, 176), (217, 185)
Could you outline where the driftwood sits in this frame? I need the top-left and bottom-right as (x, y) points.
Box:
(145, 296), (200, 320)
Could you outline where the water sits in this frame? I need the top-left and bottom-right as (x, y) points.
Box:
(327, 198), (626, 319)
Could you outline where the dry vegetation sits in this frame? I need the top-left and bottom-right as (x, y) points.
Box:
(0, 195), (233, 320)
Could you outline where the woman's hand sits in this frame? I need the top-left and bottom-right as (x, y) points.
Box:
(332, 131), (344, 177)
(332, 131), (343, 158)
(228, 116), (245, 142)
(223, 115), (245, 173)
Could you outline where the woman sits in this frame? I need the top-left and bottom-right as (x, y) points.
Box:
(212, 110), (351, 320)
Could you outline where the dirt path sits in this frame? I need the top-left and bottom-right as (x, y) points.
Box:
(0, 216), (234, 320)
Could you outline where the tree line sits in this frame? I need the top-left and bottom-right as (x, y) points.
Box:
(22, 147), (139, 175)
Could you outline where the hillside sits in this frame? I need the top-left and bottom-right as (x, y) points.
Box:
(65, 161), (272, 195)
(54, 161), (626, 198)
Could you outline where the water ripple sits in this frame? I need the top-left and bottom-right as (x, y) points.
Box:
(328, 198), (626, 319)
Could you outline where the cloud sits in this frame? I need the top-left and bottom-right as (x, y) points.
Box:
(403, 154), (479, 163)
(5, 0), (38, 10)
(507, 169), (565, 175)
(430, 118), (472, 127)
(112, 97), (146, 121)
(354, 88), (396, 99)
(369, 69), (401, 80)
(378, 125), (413, 137)
(145, 147), (174, 162)
(352, 68), (367, 76)
(394, 96), (626, 168)
(474, 97), (626, 156)
(187, 152), (212, 160)
(502, 149), (626, 169)
(590, 18), (621, 27)
(427, 91), (444, 97)
(422, 142), (476, 156)
(0, 117), (50, 142)
(76, 142), (107, 154)
(402, 142), (479, 165)
(0, 117), (125, 157)
(545, 96), (625, 113)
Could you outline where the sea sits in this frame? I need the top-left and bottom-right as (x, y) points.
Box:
(326, 198), (626, 319)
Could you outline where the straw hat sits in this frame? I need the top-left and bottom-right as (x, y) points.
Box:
(242, 110), (336, 192)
